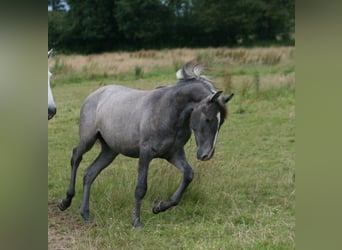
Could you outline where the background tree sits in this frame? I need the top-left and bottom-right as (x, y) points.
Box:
(114, 0), (172, 49)
(48, 0), (295, 54)
(61, 0), (119, 53)
(48, 11), (68, 49)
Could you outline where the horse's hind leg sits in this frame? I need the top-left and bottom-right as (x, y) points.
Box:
(80, 138), (118, 222)
(152, 149), (194, 214)
(58, 135), (97, 211)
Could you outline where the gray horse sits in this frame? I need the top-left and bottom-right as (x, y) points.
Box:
(58, 60), (234, 228)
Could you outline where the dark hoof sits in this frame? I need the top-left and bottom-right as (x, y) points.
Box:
(84, 217), (93, 224)
(58, 201), (69, 211)
(81, 211), (93, 224)
(152, 202), (162, 214)
(132, 218), (144, 229)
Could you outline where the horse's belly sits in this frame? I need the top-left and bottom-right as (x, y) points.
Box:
(110, 142), (140, 158)
(100, 129), (141, 158)
(114, 147), (140, 158)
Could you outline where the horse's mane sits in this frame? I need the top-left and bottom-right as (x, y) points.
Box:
(176, 60), (209, 80)
(176, 60), (216, 93)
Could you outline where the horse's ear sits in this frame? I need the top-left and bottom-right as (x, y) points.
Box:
(209, 91), (223, 102)
(48, 49), (53, 59)
(222, 93), (234, 103)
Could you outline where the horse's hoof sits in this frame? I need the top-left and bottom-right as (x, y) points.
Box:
(152, 206), (160, 214)
(81, 211), (93, 223)
(134, 223), (144, 229)
(58, 201), (68, 211)
(152, 202), (162, 214)
(84, 218), (93, 224)
(132, 218), (144, 229)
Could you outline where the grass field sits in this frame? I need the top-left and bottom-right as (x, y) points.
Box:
(48, 47), (295, 249)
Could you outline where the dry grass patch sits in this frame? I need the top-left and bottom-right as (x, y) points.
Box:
(49, 47), (294, 82)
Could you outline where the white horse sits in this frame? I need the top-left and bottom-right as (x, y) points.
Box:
(48, 49), (56, 120)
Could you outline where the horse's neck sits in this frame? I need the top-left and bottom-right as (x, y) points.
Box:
(165, 83), (210, 127)
(173, 82), (210, 105)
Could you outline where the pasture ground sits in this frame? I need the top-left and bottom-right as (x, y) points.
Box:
(48, 47), (295, 249)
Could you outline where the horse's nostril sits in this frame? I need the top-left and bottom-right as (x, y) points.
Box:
(199, 154), (208, 160)
(197, 150), (209, 161)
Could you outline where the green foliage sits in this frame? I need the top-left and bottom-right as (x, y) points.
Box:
(62, 0), (118, 53)
(115, 0), (172, 48)
(134, 65), (144, 79)
(48, 11), (68, 49)
(253, 71), (260, 93)
(48, 0), (295, 53)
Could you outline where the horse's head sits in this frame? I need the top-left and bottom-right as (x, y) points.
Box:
(190, 91), (234, 161)
(48, 49), (56, 120)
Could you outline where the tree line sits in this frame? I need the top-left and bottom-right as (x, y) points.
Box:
(48, 0), (294, 54)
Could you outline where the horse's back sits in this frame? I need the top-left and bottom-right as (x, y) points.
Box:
(81, 85), (147, 116)
(93, 85), (149, 119)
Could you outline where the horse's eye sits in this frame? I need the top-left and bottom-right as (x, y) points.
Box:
(205, 118), (210, 123)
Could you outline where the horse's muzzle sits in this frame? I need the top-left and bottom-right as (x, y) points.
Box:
(197, 149), (214, 161)
(48, 107), (57, 120)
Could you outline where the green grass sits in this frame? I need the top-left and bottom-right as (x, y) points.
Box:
(48, 48), (294, 249)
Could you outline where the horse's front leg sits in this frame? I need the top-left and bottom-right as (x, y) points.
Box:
(132, 153), (152, 228)
(153, 149), (194, 214)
